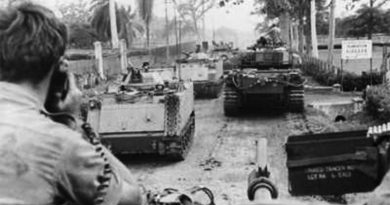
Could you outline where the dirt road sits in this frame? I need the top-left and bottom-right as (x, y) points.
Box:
(119, 93), (369, 205)
(116, 96), (299, 205)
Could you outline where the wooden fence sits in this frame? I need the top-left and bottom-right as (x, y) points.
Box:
(300, 53), (383, 91)
(300, 54), (339, 76)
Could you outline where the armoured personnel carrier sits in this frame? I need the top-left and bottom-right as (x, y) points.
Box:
(176, 55), (224, 99)
(87, 70), (195, 161)
(223, 46), (305, 116)
(210, 41), (237, 62)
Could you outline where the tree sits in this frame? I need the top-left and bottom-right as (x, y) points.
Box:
(291, 0), (311, 53)
(137, 0), (154, 49)
(90, 0), (115, 45)
(332, 2), (390, 37)
(158, 18), (195, 40)
(316, 9), (329, 35)
(219, 0), (329, 54)
(89, 0), (119, 48)
(172, 0), (216, 41)
(311, 0), (318, 57)
(68, 24), (100, 49)
(250, 0), (328, 54)
(327, 0), (335, 67)
(252, 0), (292, 48)
(116, 6), (145, 47)
(58, 0), (90, 25)
(382, 9), (390, 34)
(109, 0), (119, 48)
(339, 6), (385, 37)
(90, 0), (144, 47)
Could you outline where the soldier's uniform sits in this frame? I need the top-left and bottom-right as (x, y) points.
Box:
(0, 82), (135, 204)
(267, 26), (283, 46)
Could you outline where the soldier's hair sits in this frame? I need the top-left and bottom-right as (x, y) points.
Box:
(0, 2), (68, 83)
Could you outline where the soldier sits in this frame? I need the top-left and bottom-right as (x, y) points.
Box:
(142, 62), (150, 72)
(0, 2), (143, 205)
(265, 24), (283, 46)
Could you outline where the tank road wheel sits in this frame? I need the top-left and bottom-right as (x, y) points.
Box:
(168, 114), (195, 161)
(288, 88), (304, 113)
(223, 86), (240, 116)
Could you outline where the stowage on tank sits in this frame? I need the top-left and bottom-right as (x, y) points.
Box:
(87, 69), (195, 161)
(223, 40), (305, 116)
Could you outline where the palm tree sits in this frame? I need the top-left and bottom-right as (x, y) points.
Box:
(116, 6), (145, 47)
(137, 0), (154, 49)
(90, 0), (144, 47)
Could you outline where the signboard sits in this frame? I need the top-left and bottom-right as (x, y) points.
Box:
(341, 40), (372, 60)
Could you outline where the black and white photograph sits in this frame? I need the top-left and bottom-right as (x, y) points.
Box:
(0, 0), (390, 204)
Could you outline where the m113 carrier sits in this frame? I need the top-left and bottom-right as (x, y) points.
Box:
(87, 71), (195, 161)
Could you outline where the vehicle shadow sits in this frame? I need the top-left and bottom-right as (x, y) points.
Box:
(116, 153), (183, 168)
(225, 108), (289, 119)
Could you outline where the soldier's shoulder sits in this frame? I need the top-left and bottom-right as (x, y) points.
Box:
(38, 118), (84, 143)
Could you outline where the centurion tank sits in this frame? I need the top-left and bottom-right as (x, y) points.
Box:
(87, 69), (195, 161)
(223, 42), (305, 116)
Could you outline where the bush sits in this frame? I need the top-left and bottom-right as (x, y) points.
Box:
(68, 23), (100, 49)
(365, 85), (390, 122)
(301, 56), (384, 91)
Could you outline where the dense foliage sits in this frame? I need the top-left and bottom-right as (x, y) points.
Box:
(365, 85), (390, 122)
(68, 24), (100, 49)
(89, 0), (144, 46)
(301, 56), (383, 91)
(317, 2), (390, 37)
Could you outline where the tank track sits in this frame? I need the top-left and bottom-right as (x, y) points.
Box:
(194, 79), (224, 99)
(167, 113), (195, 161)
(223, 85), (241, 116)
(288, 87), (304, 113)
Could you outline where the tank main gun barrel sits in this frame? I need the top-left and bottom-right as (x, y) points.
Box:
(247, 138), (278, 202)
(256, 138), (267, 174)
(254, 138), (272, 202)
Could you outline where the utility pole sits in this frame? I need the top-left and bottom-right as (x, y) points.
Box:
(327, 0), (336, 69)
(369, 0), (374, 84)
(165, 0), (170, 62)
(369, 0), (374, 40)
(174, 7), (179, 56)
(212, 12), (216, 42)
(311, 0), (318, 58)
(179, 19), (182, 55)
(109, 0), (119, 49)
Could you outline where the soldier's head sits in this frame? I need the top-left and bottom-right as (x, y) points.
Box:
(142, 62), (150, 72)
(0, 2), (68, 84)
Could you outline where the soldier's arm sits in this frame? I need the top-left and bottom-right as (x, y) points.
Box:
(364, 170), (390, 205)
(104, 146), (145, 205)
(56, 131), (144, 205)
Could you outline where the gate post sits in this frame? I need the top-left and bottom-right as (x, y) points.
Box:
(94, 41), (105, 80)
(119, 39), (128, 74)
